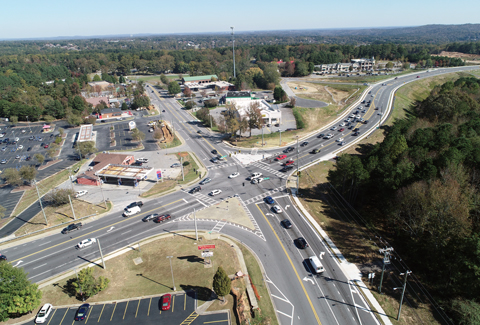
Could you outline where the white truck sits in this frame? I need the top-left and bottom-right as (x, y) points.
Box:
(123, 206), (141, 217)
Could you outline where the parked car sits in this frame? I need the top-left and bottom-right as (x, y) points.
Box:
(137, 158), (148, 163)
(153, 214), (171, 223)
(75, 304), (90, 321)
(161, 294), (172, 311)
(75, 190), (88, 198)
(142, 214), (159, 222)
(44, 144), (49, 149)
(35, 303), (53, 323)
(171, 163), (180, 168)
(77, 238), (97, 249)
(18, 145), (23, 150)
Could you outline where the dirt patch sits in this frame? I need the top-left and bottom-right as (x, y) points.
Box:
(38, 159), (62, 171)
(287, 82), (350, 103)
(437, 51), (480, 61)
(160, 125), (174, 143)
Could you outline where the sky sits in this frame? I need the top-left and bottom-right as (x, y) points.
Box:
(1, 0), (479, 39)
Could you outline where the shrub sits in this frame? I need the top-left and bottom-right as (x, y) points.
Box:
(292, 107), (305, 129)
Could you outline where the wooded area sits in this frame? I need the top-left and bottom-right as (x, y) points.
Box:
(328, 77), (480, 323)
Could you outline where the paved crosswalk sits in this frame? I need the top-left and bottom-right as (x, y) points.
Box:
(207, 162), (238, 170)
(243, 186), (287, 205)
(189, 192), (219, 206)
(250, 161), (289, 179)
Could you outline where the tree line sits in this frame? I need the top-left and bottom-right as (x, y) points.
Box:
(327, 77), (480, 324)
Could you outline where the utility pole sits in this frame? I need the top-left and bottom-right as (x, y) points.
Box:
(279, 128), (282, 146)
(378, 247), (394, 293)
(34, 180), (48, 225)
(394, 271), (412, 320)
(97, 239), (106, 269)
(194, 208), (198, 241)
(26, 115), (32, 133)
(261, 125), (264, 146)
(99, 180), (107, 209)
(180, 157), (184, 181)
(209, 114), (212, 129)
(68, 195), (76, 220)
(68, 168), (75, 193)
(166, 256), (176, 291)
(231, 27), (236, 78)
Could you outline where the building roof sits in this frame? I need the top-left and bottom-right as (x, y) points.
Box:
(226, 91), (251, 99)
(183, 75), (218, 82)
(101, 107), (122, 114)
(78, 124), (94, 142)
(85, 97), (109, 107)
(92, 153), (134, 171)
(88, 81), (114, 89)
(96, 164), (154, 180)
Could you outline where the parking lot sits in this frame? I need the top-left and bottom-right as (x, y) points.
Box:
(39, 292), (229, 325)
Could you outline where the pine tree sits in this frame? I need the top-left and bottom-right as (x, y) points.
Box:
(212, 266), (230, 302)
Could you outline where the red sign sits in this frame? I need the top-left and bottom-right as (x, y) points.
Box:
(198, 245), (215, 250)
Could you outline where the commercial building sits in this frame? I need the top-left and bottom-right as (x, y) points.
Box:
(77, 124), (94, 143)
(225, 91), (282, 125)
(182, 75), (218, 85)
(315, 57), (376, 73)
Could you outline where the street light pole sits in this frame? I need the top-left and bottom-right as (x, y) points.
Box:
(99, 180), (107, 209)
(261, 125), (264, 146)
(34, 180), (48, 225)
(26, 115), (32, 133)
(279, 129), (282, 146)
(296, 136), (300, 191)
(194, 208), (198, 241)
(394, 271), (412, 320)
(166, 256), (176, 291)
(97, 239), (106, 269)
(68, 195), (77, 220)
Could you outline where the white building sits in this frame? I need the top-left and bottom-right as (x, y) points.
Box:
(225, 91), (282, 125)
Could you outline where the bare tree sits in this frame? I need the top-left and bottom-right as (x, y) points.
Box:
(247, 101), (263, 137)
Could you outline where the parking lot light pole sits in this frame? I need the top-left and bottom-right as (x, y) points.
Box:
(167, 256), (176, 291)
(34, 180), (48, 225)
(99, 180), (107, 209)
(26, 115), (32, 133)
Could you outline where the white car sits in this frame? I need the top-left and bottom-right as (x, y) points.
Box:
(0, 133), (4, 138)
(248, 172), (262, 180)
(339, 122), (345, 127)
(356, 115), (361, 118)
(349, 114), (356, 118)
(209, 189), (222, 196)
(77, 238), (97, 249)
(35, 303), (53, 323)
(17, 145), (23, 150)
(272, 205), (282, 213)
(229, 172), (240, 179)
(137, 158), (148, 163)
(75, 190), (88, 198)
(336, 138), (344, 142)
(330, 126), (337, 131)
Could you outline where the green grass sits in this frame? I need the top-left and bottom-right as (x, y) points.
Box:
(162, 134), (182, 149)
(175, 152), (201, 184)
(140, 180), (177, 198)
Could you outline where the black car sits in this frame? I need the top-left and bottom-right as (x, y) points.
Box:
(126, 201), (143, 209)
(295, 237), (309, 249)
(283, 146), (294, 153)
(281, 165), (294, 172)
(353, 131), (360, 136)
(317, 133), (325, 138)
(300, 141), (308, 147)
(27, 147), (31, 151)
(189, 186), (201, 194)
(311, 148), (321, 154)
(211, 149), (218, 155)
(75, 304), (90, 321)
(353, 128), (360, 132)
(0, 254), (7, 261)
(363, 120), (369, 124)
(142, 213), (159, 222)
(281, 219), (292, 229)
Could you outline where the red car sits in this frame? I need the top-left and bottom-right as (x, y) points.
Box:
(338, 128), (345, 132)
(275, 154), (287, 161)
(161, 294), (172, 311)
(416, 76), (420, 78)
(283, 160), (294, 166)
(44, 144), (49, 148)
(153, 214), (171, 223)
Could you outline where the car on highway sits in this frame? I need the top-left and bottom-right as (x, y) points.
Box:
(171, 163), (180, 168)
(348, 125), (354, 129)
(27, 147), (31, 151)
(142, 213), (159, 222)
(311, 148), (321, 154)
(295, 237), (309, 249)
(153, 214), (171, 223)
(300, 141), (308, 147)
(339, 128), (345, 132)
(15, 155), (20, 159)
(161, 294), (172, 311)
(77, 238), (97, 249)
(364, 120), (369, 124)
(281, 165), (294, 172)
(283, 146), (294, 153)
(275, 154), (287, 161)
(211, 157), (219, 163)
(272, 205), (282, 213)
(189, 186), (201, 194)
(330, 126), (337, 131)
(211, 149), (218, 154)
(323, 134), (333, 139)
(336, 138), (344, 142)
(209, 189), (222, 196)
(35, 303), (53, 323)
(317, 133), (325, 138)
(281, 219), (292, 229)
(43, 144), (49, 149)
(283, 160), (294, 166)
(229, 172), (240, 179)
(416, 76), (420, 78)
(0, 254), (6, 261)
(353, 131), (360, 136)
(251, 178), (264, 184)
(61, 223), (82, 234)
(75, 190), (88, 198)
(1, 147), (5, 152)
(264, 196), (275, 204)
(200, 177), (212, 185)
(340, 141), (346, 146)
(126, 201), (143, 209)
(339, 122), (345, 127)
(75, 304), (90, 321)
(349, 114), (356, 118)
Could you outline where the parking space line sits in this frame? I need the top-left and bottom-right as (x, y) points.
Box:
(184, 293), (186, 310)
(97, 304), (105, 322)
(135, 299), (140, 318)
(85, 305), (93, 323)
(172, 295), (175, 312)
(110, 303), (117, 321)
(203, 320), (229, 324)
(46, 308), (57, 325)
(148, 297), (152, 316)
(59, 308), (69, 325)
(123, 301), (129, 319)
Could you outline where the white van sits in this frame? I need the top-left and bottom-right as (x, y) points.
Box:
(123, 206), (141, 217)
(309, 255), (325, 274)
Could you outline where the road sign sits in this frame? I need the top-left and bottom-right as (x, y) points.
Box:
(220, 155), (227, 158)
(263, 177), (270, 180)
(156, 170), (162, 180)
(198, 245), (215, 250)
(202, 251), (214, 257)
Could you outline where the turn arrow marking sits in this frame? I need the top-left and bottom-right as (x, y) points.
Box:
(303, 276), (314, 285)
(13, 260), (23, 267)
(106, 226), (115, 233)
(285, 205), (290, 210)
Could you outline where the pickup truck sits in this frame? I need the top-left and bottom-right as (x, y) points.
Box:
(126, 201), (143, 209)
(153, 214), (171, 223)
(61, 222), (82, 234)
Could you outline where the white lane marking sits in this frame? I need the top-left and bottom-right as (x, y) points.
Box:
(38, 241), (51, 247)
(121, 230), (131, 235)
(302, 277), (314, 285)
(107, 226), (115, 233)
(196, 199), (208, 207)
(271, 294), (291, 303)
(33, 263), (47, 270)
(13, 260), (23, 267)
(28, 269), (53, 280)
(19, 246), (71, 268)
(183, 199), (188, 203)
(276, 310), (293, 318)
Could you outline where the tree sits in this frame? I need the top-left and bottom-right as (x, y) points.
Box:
(247, 102), (263, 137)
(93, 74), (102, 82)
(34, 153), (45, 165)
(183, 87), (192, 98)
(288, 96), (296, 108)
(204, 99), (218, 108)
(58, 128), (64, 136)
(153, 129), (163, 142)
(19, 165), (37, 184)
(212, 266), (230, 302)
(43, 115), (55, 123)
(66, 113), (83, 126)
(0, 262), (42, 321)
(160, 74), (168, 85)
(131, 128), (145, 142)
(273, 86), (287, 102)
(3, 168), (22, 186)
(47, 143), (59, 158)
(168, 81), (181, 95)
(75, 142), (96, 159)
(46, 188), (75, 206)
(9, 116), (18, 125)
(185, 101), (195, 109)
(69, 267), (109, 300)
(121, 102), (129, 110)
(386, 62), (394, 70)
(84, 116), (96, 125)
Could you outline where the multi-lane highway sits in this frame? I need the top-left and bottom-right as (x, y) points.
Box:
(2, 66), (479, 325)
